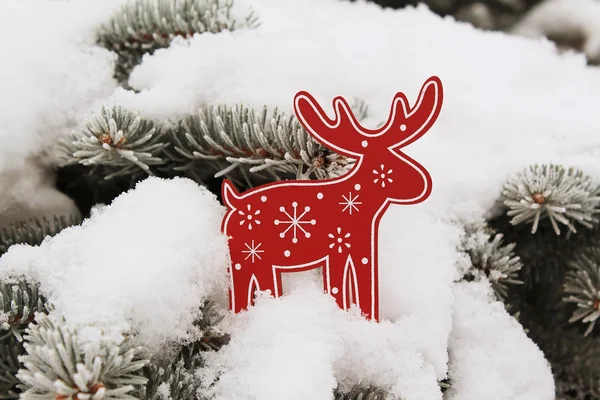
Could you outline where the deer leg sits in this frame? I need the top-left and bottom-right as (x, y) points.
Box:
(228, 250), (263, 313)
(325, 254), (346, 311)
(352, 252), (377, 321)
(231, 255), (282, 314)
(326, 252), (377, 321)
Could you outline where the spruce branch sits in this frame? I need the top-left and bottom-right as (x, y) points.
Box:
(137, 360), (195, 400)
(461, 222), (523, 301)
(0, 280), (48, 342)
(189, 301), (228, 353)
(0, 215), (81, 257)
(98, 0), (259, 84)
(502, 164), (600, 235)
(60, 107), (168, 180)
(0, 336), (23, 400)
(517, 302), (600, 400)
(167, 101), (368, 186)
(176, 301), (229, 377)
(334, 387), (387, 400)
(17, 314), (149, 400)
(563, 246), (600, 336)
(136, 302), (227, 400)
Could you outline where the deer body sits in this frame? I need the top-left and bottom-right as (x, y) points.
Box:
(221, 77), (443, 321)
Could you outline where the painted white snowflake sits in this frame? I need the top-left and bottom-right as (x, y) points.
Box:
(339, 192), (362, 215)
(328, 227), (351, 254)
(373, 164), (393, 188)
(274, 201), (316, 243)
(238, 204), (261, 230)
(242, 240), (264, 263)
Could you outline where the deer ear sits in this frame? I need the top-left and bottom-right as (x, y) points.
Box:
(294, 91), (363, 158)
(393, 76), (443, 149)
(222, 179), (241, 210)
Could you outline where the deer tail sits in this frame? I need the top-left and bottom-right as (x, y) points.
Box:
(222, 179), (242, 210)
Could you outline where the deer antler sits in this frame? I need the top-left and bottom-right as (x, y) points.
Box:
(294, 77), (443, 156)
(384, 76), (443, 149)
(294, 91), (365, 158)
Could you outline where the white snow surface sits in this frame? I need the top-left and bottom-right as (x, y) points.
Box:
(0, 177), (231, 352)
(198, 287), (441, 400)
(511, 0), (600, 63)
(446, 281), (555, 400)
(107, 0), (589, 396)
(4, 0), (595, 397)
(0, 0), (124, 171)
(0, 0), (127, 224)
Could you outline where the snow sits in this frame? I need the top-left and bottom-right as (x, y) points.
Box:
(0, 177), (231, 352)
(378, 206), (462, 380)
(111, 0), (600, 230)
(0, 0), (127, 224)
(445, 281), (555, 400)
(198, 287), (441, 400)
(0, 159), (80, 227)
(511, 0), (600, 63)
(2, 0), (592, 396)
(106, 0), (577, 396)
(0, 0), (124, 170)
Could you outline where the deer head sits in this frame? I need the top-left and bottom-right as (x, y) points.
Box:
(293, 76), (443, 204)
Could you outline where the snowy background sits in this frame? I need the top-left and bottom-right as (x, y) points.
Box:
(5, 0), (600, 398)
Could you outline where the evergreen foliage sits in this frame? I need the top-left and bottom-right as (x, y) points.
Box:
(0, 215), (82, 257)
(167, 101), (366, 186)
(0, 213), (79, 399)
(564, 246), (600, 336)
(98, 0), (259, 84)
(60, 107), (168, 180)
(487, 163), (600, 399)
(59, 100), (367, 194)
(502, 164), (600, 235)
(5, 0), (600, 396)
(0, 336), (22, 400)
(0, 280), (48, 342)
(137, 360), (196, 400)
(17, 314), (149, 400)
(135, 302), (228, 400)
(333, 387), (387, 400)
(462, 221), (524, 301)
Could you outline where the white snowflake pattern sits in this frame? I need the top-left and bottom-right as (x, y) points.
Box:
(274, 202), (316, 243)
(328, 227), (351, 254)
(238, 204), (261, 230)
(373, 164), (393, 187)
(242, 240), (264, 263)
(339, 192), (362, 215)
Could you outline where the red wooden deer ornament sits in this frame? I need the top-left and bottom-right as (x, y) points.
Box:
(221, 76), (443, 321)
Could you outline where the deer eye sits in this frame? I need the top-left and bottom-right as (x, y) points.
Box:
(361, 140), (368, 148)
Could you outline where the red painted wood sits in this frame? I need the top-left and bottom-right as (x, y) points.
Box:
(221, 76), (443, 321)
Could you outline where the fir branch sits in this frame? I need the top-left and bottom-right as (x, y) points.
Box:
(502, 164), (600, 235)
(334, 387), (387, 400)
(60, 107), (168, 180)
(0, 214), (81, 257)
(137, 360), (195, 400)
(461, 222), (523, 301)
(167, 102), (366, 186)
(0, 336), (22, 400)
(17, 314), (149, 400)
(98, 0), (259, 84)
(136, 302), (227, 400)
(563, 246), (600, 336)
(517, 302), (600, 400)
(176, 301), (229, 376)
(0, 280), (48, 342)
